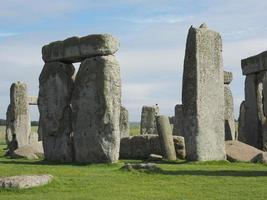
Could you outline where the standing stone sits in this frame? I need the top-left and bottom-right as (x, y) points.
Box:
(238, 101), (246, 142)
(182, 24), (225, 161)
(224, 71), (235, 140)
(38, 62), (74, 162)
(140, 105), (159, 135)
(120, 106), (130, 138)
(72, 55), (121, 163)
(243, 74), (261, 148)
(172, 104), (183, 136)
(156, 115), (177, 160)
(6, 82), (31, 152)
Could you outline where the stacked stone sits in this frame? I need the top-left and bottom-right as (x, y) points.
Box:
(224, 71), (235, 140)
(240, 50), (267, 150)
(6, 82), (31, 153)
(140, 105), (159, 135)
(120, 106), (130, 138)
(39, 34), (121, 163)
(182, 23), (225, 161)
(172, 104), (183, 136)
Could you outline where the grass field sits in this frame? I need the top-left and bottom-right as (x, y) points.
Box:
(0, 126), (267, 199)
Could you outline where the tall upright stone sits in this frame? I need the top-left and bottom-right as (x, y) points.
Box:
(238, 101), (246, 142)
(6, 82), (31, 152)
(38, 62), (74, 162)
(224, 71), (235, 140)
(120, 106), (130, 138)
(172, 104), (183, 136)
(182, 23), (225, 161)
(140, 105), (159, 135)
(72, 55), (121, 163)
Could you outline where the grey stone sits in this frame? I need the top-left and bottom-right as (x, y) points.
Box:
(243, 74), (261, 148)
(28, 132), (39, 145)
(225, 140), (263, 162)
(182, 24), (225, 161)
(224, 71), (233, 84)
(120, 106), (130, 138)
(120, 134), (185, 160)
(42, 34), (119, 63)
(251, 152), (267, 164)
(0, 175), (53, 189)
(156, 115), (177, 160)
(140, 105), (159, 135)
(224, 85), (235, 140)
(121, 163), (160, 171)
(6, 82), (31, 152)
(172, 104), (183, 136)
(38, 62), (74, 162)
(241, 50), (267, 75)
(147, 154), (163, 161)
(11, 141), (44, 160)
(238, 101), (246, 142)
(27, 96), (38, 105)
(72, 55), (121, 163)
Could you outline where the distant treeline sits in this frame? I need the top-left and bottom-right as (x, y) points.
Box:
(0, 119), (39, 126)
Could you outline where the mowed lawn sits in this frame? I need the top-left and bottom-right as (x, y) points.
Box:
(0, 126), (267, 200)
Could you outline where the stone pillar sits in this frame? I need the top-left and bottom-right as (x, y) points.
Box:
(156, 115), (177, 160)
(238, 101), (246, 142)
(72, 55), (121, 163)
(120, 106), (130, 138)
(38, 62), (74, 162)
(6, 82), (31, 152)
(172, 104), (183, 136)
(140, 105), (159, 135)
(182, 23), (225, 161)
(224, 71), (235, 140)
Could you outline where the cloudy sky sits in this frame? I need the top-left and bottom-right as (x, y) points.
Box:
(0, 0), (266, 121)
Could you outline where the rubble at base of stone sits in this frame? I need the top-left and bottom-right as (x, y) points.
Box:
(120, 163), (162, 172)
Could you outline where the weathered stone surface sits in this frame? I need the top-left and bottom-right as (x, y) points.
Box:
(27, 96), (38, 105)
(182, 24), (225, 161)
(11, 141), (44, 160)
(243, 74), (261, 148)
(238, 101), (246, 142)
(172, 104), (183, 136)
(0, 175), (53, 189)
(241, 50), (267, 75)
(42, 34), (119, 63)
(140, 105), (159, 135)
(251, 152), (267, 163)
(120, 106), (130, 138)
(148, 154), (163, 161)
(156, 115), (176, 160)
(225, 140), (263, 162)
(6, 82), (31, 152)
(72, 55), (121, 163)
(28, 132), (39, 145)
(38, 62), (74, 162)
(224, 85), (235, 140)
(224, 71), (233, 84)
(120, 135), (185, 160)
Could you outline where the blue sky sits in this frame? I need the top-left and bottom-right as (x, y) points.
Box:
(0, 0), (267, 121)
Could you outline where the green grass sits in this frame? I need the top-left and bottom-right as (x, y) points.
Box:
(0, 126), (267, 199)
(130, 123), (140, 136)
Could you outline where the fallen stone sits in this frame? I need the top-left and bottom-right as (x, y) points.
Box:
(140, 105), (159, 135)
(251, 152), (267, 164)
(120, 106), (130, 138)
(241, 50), (267, 75)
(147, 154), (163, 161)
(0, 174), (53, 189)
(120, 134), (185, 160)
(42, 34), (119, 63)
(156, 115), (177, 160)
(121, 163), (161, 172)
(224, 71), (233, 84)
(38, 62), (74, 162)
(72, 55), (121, 163)
(225, 140), (263, 162)
(182, 23), (225, 161)
(11, 142), (44, 160)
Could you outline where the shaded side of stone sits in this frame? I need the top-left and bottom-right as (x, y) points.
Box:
(172, 104), (183, 136)
(182, 25), (225, 161)
(238, 101), (246, 142)
(120, 106), (130, 138)
(241, 50), (267, 75)
(72, 55), (121, 163)
(119, 135), (185, 160)
(38, 62), (74, 162)
(140, 105), (159, 135)
(5, 82), (31, 152)
(224, 85), (235, 140)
